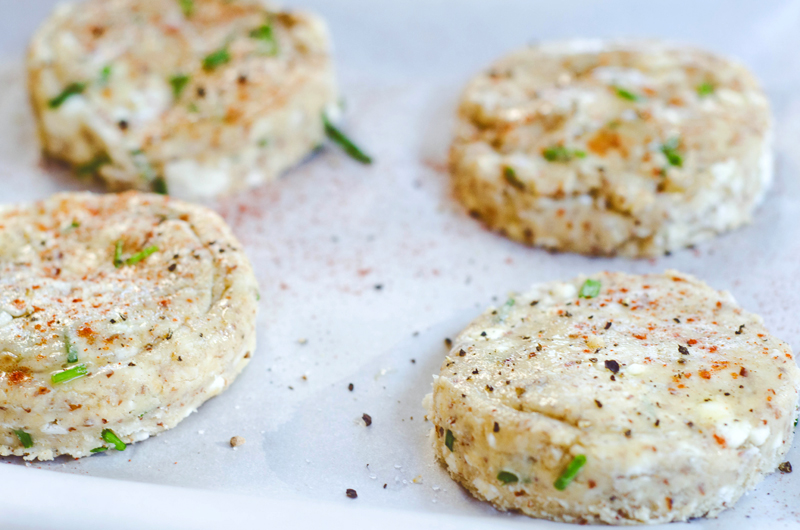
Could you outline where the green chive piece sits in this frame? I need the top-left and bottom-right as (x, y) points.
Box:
(554, 454), (586, 490)
(614, 86), (639, 101)
(543, 146), (586, 163)
(323, 114), (372, 164)
(75, 153), (111, 176)
(250, 23), (278, 55)
(14, 429), (33, 449)
(125, 246), (159, 266)
(497, 471), (519, 485)
(99, 65), (112, 85)
(187, 102), (200, 113)
(503, 166), (525, 190)
(70, 220), (80, 228)
(101, 429), (126, 451)
(660, 137), (683, 167)
(169, 74), (190, 99)
(697, 82), (715, 97)
(49, 83), (86, 109)
(579, 279), (601, 299)
(445, 429), (455, 452)
(152, 177), (168, 195)
(178, 0), (194, 17)
(203, 48), (230, 71)
(65, 333), (78, 363)
(114, 240), (124, 268)
(51, 364), (88, 385)
(90, 446), (109, 453)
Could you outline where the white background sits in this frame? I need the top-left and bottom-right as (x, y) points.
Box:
(0, 0), (799, 528)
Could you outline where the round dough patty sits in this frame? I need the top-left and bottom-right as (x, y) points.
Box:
(450, 40), (772, 257)
(0, 191), (258, 460)
(425, 271), (800, 524)
(28, 0), (337, 199)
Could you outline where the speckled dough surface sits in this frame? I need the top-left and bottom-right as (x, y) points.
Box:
(450, 40), (773, 257)
(425, 271), (800, 524)
(27, 0), (338, 198)
(0, 192), (258, 460)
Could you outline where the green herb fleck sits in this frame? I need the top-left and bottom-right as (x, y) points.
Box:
(187, 102), (199, 113)
(257, 137), (269, 147)
(101, 429), (127, 451)
(49, 82), (86, 109)
(543, 145), (586, 163)
(578, 279), (601, 299)
(697, 82), (715, 97)
(90, 446), (109, 453)
(660, 137), (683, 167)
(178, 0), (194, 17)
(554, 454), (586, 490)
(614, 86), (639, 102)
(125, 246), (159, 266)
(445, 429), (455, 452)
(114, 240), (124, 268)
(152, 177), (168, 195)
(99, 65), (112, 85)
(70, 220), (80, 229)
(497, 471), (519, 484)
(250, 23), (278, 55)
(51, 364), (88, 385)
(65, 333), (78, 363)
(169, 74), (190, 99)
(503, 166), (525, 190)
(76, 152), (111, 176)
(14, 429), (33, 449)
(256, 292), (261, 301)
(131, 149), (159, 183)
(203, 48), (230, 71)
(323, 114), (372, 164)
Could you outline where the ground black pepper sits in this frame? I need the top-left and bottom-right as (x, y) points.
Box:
(362, 413), (372, 426)
(346, 489), (358, 499)
(604, 360), (620, 373)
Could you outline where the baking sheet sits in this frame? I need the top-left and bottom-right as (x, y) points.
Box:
(1, 0), (800, 528)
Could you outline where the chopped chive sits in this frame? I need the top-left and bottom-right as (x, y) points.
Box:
(257, 137), (269, 147)
(75, 152), (111, 176)
(187, 102), (199, 113)
(101, 429), (126, 451)
(503, 166), (525, 190)
(178, 0), (194, 17)
(99, 65), (112, 85)
(152, 177), (168, 195)
(113, 240), (124, 268)
(497, 471), (519, 484)
(543, 145), (586, 163)
(256, 292), (261, 301)
(203, 48), (230, 71)
(64, 333), (78, 363)
(660, 137), (683, 167)
(70, 220), (80, 228)
(169, 74), (190, 99)
(554, 454), (586, 490)
(49, 82), (86, 109)
(51, 364), (88, 385)
(90, 446), (109, 453)
(697, 82), (715, 97)
(323, 114), (372, 164)
(14, 429), (33, 449)
(125, 246), (159, 266)
(614, 86), (639, 101)
(250, 23), (278, 55)
(131, 149), (159, 183)
(445, 429), (455, 452)
(578, 279), (601, 299)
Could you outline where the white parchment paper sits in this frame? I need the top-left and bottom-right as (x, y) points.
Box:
(1, 0), (800, 528)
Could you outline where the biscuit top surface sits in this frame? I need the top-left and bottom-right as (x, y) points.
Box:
(442, 271), (800, 451)
(456, 40), (771, 207)
(29, 0), (331, 164)
(0, 192), (252, 395)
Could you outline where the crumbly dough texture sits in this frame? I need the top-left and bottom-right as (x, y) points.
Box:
(425, 271), (800, 524)
(0, 191), (258, 460)
(28, 0), (337, 199)
(450, 40), (773, 257)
